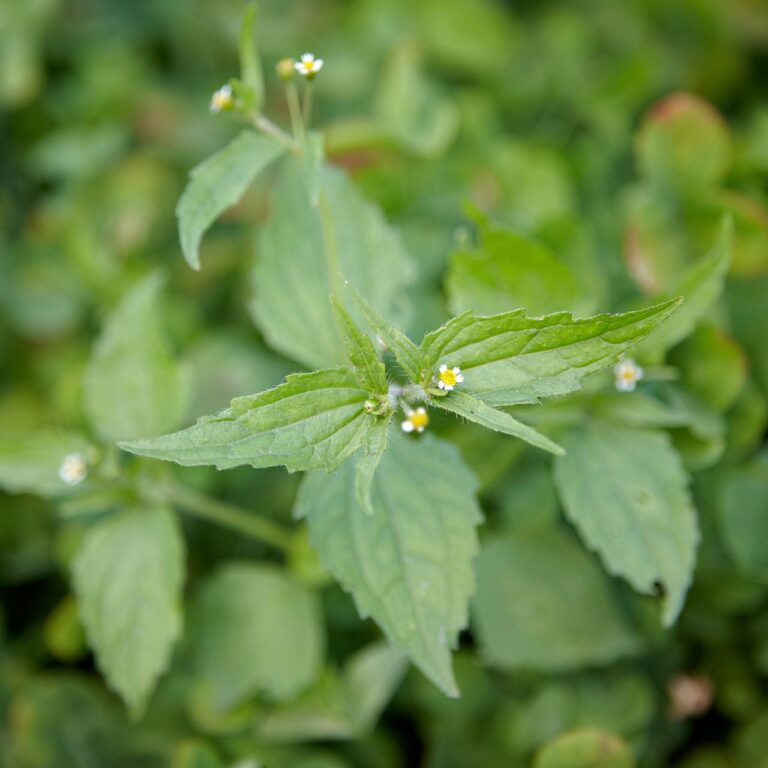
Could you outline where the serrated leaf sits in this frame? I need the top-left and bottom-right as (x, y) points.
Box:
(420, 300), (680, 407)
(83, 273), (188, 443)
(354, 418), (390, 516)
(0, 431), (95, 497)
(72, 505), (184, 716)
(189, 563), (323, 709)
(295, 431), (482, 697)
(447, 225), (584, 317)
(432, 390), (564, 456)
(634, 217), (731, 360)
(472, 529), (641, 672)
(554, 422), (699, 626)
(178, 131), (283, 270)
(347, 282), (423, 380)
(250, 155), (414, 369)
(330, 296), (387, 394)
(120, 367), (371, 473)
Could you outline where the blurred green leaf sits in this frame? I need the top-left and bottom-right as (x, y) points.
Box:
(72, 505), (185, 717)
(189, 563), (323, 709)
(554, 421), (698, 626)
(238, 3), (264, 110)
(534, 728), (635, 768)
(473, 529), (641, 672)
(120, 367), (372, 473)
(177, 131), (284, 270)
(250, 156), (414, 369)
(420, 300), (680, 406)
(296, 431), (481, 697)
(84, 273), (188, 444)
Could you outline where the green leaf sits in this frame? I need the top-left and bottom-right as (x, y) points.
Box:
(72, 505), (185, 716)
(120, 367), (372, 474)
(83, 273), (188, 444)
(534, 728), (635, 768)
(250, 156), (414, 369)
(472, 529), (641, 672)
(258, 641), (407, 742)
(635, 218), (731, 360)
(420, 299), (680, 406)
(347, 281), (423, 381)
(177, 131), (284, 270)
(189, 563), (323, 709)
(330, 296), (387, 394)
(0, 430), (95, 497)
(447, 225), (584, 317)
(554, 422), (698, 626)
(354, 418), (390, 516)
(432, 390), (564, 456)
(295, 431), (482, 697)
(238, 3), (264, 109)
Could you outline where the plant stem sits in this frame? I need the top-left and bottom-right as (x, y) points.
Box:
(250, 111), (299, 152)
(164, 482), (293, 553)
(302, 82), (313, 130)
(285, 82), (305, 143)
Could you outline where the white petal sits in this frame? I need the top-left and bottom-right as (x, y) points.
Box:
(452, 367), (461, 375)
(455, 373), (464, 383)
(443, 383), (454, 391)
(437, 380), (446, 390)
(401, 421), (414, 433)
(302, 53), (313, 62)
(314, 59), (323, 69)
(439, 364), (448, 373)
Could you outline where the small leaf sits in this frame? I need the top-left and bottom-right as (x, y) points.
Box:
(432, 390), (564, 456)
(189, 563), (323, 709)
(420, 299), (680, 407)
(72, 505), (185, 716)
(0, 431), (95, 497)
(120, 368), (372, 473)
(331, 296), (387, 394)
(296, 431), (482, 697)
(177, 131), (284, 270)
(347, 281), (424, 380)
(534, 728), (635, 768)
(354, 418), (390, 516)
(635, 217), (731, 360)
(83, 273), (188, 443)
(238, 3), (264, 109)
(250, 156), (414, 369)
(554, 422), (699, 626)
(472, 529), (641, 672)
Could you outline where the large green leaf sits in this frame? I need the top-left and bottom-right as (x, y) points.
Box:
(554, 422), (698, 626)
(188, 563), (323, 709)
(472, 529), (641, 672)
(250, 155), (413, 369)
(120, 367), (371, 474)
(83, 273), (188, 444)
(419, 300), (680, 406)
(72, 505), (185, 716)
(534, 728), (635, 768)
(177, 131), (283, 270)
(0, 430), (95, 497)
(432, 390), (564, 456)
(634, 218), (731, 360)
(295, 431), (482, 696)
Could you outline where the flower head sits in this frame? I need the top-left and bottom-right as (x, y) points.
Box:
(59, 453), (87, 486)
(295, 53), (323, 79)
(437, 364), (464, 391)
(209, 84), (234, 113)
(614, 358), (644, 392)
(276, 57), (296, 81)
(401, 407), (429, 434)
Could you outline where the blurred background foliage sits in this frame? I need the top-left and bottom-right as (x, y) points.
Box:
(2, 0), (768, 766)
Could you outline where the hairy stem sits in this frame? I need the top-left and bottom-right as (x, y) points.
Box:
(250, 111), (299, 152)
(285, 82), (305, 143)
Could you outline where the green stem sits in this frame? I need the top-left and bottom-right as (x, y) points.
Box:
(285, 82), (305, 143)
(250, 111), (299, 153)
(164, 482), (293, 553)
(302, 82), (313, 130)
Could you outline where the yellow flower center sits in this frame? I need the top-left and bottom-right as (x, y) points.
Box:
(410, 410), (429, 431)
(440, 369), (458, 387)
(621, 369), (636, 382)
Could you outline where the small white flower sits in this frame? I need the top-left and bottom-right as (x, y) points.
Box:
(209, 84), (234, 113)
(59, 453), (87, 486)
(437, 364), (464, 391)
(401, 407), (429, 434)
(295, 53), (323, 79)
(614, 358), (644, 392)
